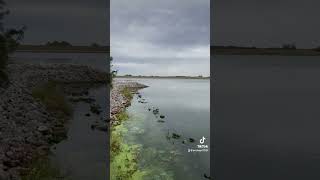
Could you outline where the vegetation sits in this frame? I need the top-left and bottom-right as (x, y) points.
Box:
(45, 41), (72, 47)
(32, 81), (71, 116)
(90, 43), (101, 48)
(115, 110), (129, 122)
(110, 125), (147, 180)
(22, 157), (70, 180)
(282, 43), (296, 49)
(0, 0), (25, 83)
(121, 87), (133, 100)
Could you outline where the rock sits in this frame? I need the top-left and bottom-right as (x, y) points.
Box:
(204, 173), (211, 179)
(160, 115), (165, 119)
(85, 113), (91, 117)
(0, 169), (9, 180)
(90, 104), (102, 115)
(5, 151), (14, 159)
(172, 133), (181, 139)
(37, 146), (49, 156)
(37, 125), (49, 134)
(157, 120), (165, 123)
(189, 138), (195, 143)
(153, 109), (159, 115)
(91, 123), (108, 132)
(95, 125), (108, 132)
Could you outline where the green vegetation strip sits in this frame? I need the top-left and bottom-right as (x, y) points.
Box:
(110, 121), (147, 180)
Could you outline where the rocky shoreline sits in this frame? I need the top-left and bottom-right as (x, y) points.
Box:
(0, 63), (108, 179)
(110, 79), (148, 126)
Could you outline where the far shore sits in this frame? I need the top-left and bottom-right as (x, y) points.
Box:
(16, 45), (110, 53)
(116, 76), (210, 79)
(212, 47), (320, 56)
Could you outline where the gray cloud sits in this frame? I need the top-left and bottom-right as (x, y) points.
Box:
(111, 0), (210, 76)
(5, 0), (108, 45)
(213, 0), (320, 48)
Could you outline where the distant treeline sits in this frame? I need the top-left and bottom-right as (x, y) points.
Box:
(118, 75), (210, 79)
(45, 41), (103, 48)
(16, 41), (109, 53)
(213, 43), (320, 51)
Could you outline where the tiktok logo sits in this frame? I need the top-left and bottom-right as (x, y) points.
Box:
(200, 136), (206, 144)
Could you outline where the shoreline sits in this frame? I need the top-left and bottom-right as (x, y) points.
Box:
(110, 80), (148, 125)
(109, 79), (149, 179)
(0, 62), (108, 179)
(115, 76), (210, 80)
(212, 48), (320, 56)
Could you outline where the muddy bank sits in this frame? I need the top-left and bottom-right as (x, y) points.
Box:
(0, 63), (108, 179)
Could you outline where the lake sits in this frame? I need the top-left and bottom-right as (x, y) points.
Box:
(214, 55), (320, 180)
(115, 78), (211, 179)
(11, 52), (108, 72)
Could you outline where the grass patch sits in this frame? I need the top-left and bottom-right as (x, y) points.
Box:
(121, 87), (133, 100)
(22, 157), (70, 180)
(115, 111), (129, 122)
(32, 81), (71, 116)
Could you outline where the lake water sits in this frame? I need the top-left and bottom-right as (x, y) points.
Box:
(11, 52), (108, 72)
(51, 85), (108, 180)
(214, 55), (320, 180)
(116, 78), (210, 179)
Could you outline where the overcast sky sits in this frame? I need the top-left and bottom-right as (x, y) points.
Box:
(111, 0), (210, 76)
(213, 0), (320, 48)
(5, 0), (210, 76)
(5, 0), (108, 45)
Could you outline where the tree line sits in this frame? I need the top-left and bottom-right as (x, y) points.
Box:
(0, 0), (25, 84)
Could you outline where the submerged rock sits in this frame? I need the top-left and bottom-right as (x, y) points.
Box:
(37, 125), (49, 134)
(189, 138), (195, 143)
(172, 133), (181, 139)
(159, 115), (165, 119)
(90, 104), (102, 114)
(157, 119), (165, 123)
(204, 173), (211, 179)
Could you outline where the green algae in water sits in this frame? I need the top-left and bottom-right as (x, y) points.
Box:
(111, 118), (175, 180)
(111, 124), (149, 180)
(115, 111), (129, 122)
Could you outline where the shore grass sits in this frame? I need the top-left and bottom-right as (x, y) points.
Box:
(115, 111), (129, 122)
(120, 87), (133, 100)
(32, 81), (71, 116)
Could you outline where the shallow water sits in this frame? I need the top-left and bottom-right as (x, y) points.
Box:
(117, 78), (210, 179)
(50, 85), (108, 180)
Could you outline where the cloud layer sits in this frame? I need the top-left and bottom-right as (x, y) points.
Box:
(111, 0), (210, 76)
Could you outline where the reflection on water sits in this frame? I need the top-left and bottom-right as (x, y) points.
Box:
(118, 78), (210, 179)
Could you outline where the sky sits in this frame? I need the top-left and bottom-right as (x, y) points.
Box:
(213, 0), (320, 48)
(111, 0), (210, 76)
(5, 0), (210, 76)
(4, 0), (108, 45)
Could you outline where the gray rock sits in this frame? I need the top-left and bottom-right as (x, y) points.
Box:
(0, 168), (9, 180)
(37, 125), (49, 134)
